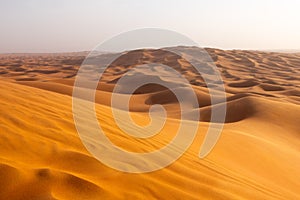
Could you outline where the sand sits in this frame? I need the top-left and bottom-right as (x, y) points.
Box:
(0, 47), (299, 199)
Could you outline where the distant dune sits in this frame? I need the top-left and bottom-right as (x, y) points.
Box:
(262, 49), (300, 53)
(0, 47), (299, 199)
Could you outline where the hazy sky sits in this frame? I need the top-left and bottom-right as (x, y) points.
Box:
(1, 0), (299, 53)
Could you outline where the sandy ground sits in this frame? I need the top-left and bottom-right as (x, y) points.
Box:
(0, 47), (299, 199)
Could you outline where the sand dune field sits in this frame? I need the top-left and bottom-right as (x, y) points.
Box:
(0, 47), (299, 199)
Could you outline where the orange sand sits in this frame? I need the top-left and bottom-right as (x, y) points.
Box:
(0, 48), (299, 199)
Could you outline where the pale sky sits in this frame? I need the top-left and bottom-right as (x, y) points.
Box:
(1, 0), (299, 53)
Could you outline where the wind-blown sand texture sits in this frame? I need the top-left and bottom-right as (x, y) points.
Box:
(0, 47), (299, 199)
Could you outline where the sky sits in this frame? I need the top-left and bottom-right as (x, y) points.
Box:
(0, 0), (299, 53)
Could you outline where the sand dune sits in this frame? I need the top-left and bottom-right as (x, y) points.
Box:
(0, 47), (299, 199)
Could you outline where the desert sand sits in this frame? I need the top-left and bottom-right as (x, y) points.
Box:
(0, 47), (299, 199)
